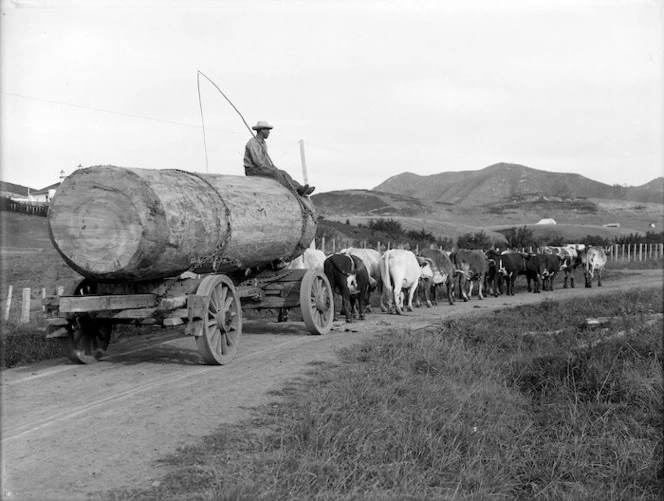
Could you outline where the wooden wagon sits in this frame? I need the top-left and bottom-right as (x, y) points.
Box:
(42, 166), (334, 365)
(43, 266), (333, 364)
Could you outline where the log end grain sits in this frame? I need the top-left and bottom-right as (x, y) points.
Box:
(49, 166), (167, 280)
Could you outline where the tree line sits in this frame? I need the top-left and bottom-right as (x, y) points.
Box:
(317, 217), (664, 251)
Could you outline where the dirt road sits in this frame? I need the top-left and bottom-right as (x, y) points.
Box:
(2, 269), (662, 501)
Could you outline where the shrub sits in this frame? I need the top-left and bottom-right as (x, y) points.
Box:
(456, 230), (495, 250)
(366, 218), (405, 239)
(504, 225), (541, 249)
(615, 231), (664, 245)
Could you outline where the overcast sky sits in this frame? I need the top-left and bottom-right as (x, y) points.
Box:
(1, 0), (662, 193)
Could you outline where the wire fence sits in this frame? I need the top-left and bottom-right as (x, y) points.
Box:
(316, 238), (664, 264)
(605, 243), (664, 264)
(0, 197), (49, 217)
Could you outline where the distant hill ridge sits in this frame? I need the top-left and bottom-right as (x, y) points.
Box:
(373, 163), (663, 206)
(0, 181), (34, 197)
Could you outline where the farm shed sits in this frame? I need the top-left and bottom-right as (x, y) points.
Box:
(11, 182), (60, 203)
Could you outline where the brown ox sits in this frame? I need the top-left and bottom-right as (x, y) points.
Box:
(450, 249), (488, 300)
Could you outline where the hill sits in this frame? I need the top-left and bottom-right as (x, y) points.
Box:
(372, 163), (662, 206)
(0, 181), (34, 197)
(311, 189), (430, 217)
(312, 182), (663, 245)
(624, 177), (664, 204)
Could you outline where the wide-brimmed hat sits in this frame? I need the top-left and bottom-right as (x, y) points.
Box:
(252, 120), (273, 130)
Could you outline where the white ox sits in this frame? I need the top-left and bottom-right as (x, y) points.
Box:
(287, 248), (327, 270)
(278, 247), (327, 322)
(581, 246), (607, 287)
(380, 249), (434, 315)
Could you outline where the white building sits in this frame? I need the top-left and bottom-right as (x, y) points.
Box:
(10, 182), (60, 203)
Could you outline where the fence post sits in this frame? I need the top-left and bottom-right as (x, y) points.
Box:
(4, 285), (13, 321)
(21, 288), (31, 323)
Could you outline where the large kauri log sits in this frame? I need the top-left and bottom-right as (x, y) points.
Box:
(48, 166), (317, 281)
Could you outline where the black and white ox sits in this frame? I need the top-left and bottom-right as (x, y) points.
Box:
(339, 247), (381, 312)
(323, 252), (371, 323)
(485, 249), (524, 296)
(541, 245), (584, 288)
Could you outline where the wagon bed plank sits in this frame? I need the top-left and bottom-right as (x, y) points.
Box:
(59, 294), (157, 313)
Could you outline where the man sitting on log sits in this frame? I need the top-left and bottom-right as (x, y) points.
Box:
(244, 120), (315, 196)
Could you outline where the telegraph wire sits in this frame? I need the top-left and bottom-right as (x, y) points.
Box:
(196, 73), (210, 172)
(273, 141), (301, 160)
(3, 90), (398, 166)
(1, 91), (241, 135)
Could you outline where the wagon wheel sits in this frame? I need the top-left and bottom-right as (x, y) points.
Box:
(195, 275), (242, 365)
(300, 269), (334, 335)
(58, 279), (112, 364)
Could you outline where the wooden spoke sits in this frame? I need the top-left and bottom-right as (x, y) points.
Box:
(300, 270), (334, 335)
(195, 275), (242, 365)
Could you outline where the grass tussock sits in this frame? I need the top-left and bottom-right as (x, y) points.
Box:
(0, 319), (63, 368)
(108, 288), (663, 501)
(612, 257), (664, 270)
(0, 320), (150, 369)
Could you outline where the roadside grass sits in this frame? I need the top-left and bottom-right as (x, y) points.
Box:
(0, 318), (63, 367)
(1, 246), (81, 294)
(0, 319), (152, 368)
(613, 257), (663, 270)
(107, 288), (663, 501)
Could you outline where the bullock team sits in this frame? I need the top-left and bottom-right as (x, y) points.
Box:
(288, 243), (607, 323)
